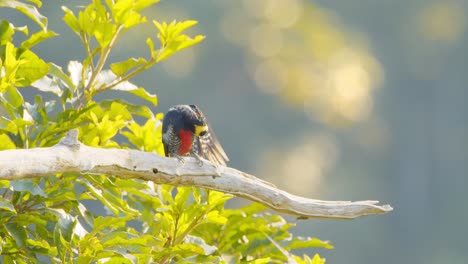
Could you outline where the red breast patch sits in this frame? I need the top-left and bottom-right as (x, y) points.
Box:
(178, 130), (193, 155)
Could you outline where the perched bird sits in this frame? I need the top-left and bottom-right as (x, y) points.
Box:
(162, 105), (229, 166)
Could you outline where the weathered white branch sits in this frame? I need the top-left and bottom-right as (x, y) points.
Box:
(0, 130), (392, 219)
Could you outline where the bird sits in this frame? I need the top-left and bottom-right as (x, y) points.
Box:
(162, 105), (229, 166)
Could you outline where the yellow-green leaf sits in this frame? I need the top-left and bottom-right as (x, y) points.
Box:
(110, 57), (147, 76)
(20, 30), (58, 50)
(128, 87), (158, 106)
(311, 254), (326, 264)
(62, 6), (80, 34)
(0, 133), (16, 150)
(0, 0), (48, 29)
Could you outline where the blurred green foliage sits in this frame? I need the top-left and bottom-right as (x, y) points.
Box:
(0, 0), (331, 262)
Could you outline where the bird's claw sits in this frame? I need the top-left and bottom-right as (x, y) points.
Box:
(175, 156), (185, 165)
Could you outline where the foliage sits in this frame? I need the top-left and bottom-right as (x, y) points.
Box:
(0, 0), (331, 263)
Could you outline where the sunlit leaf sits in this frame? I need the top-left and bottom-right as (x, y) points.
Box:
(205, 210), (227, 225)
(20, 30), (58, 49)
(0, 133), (16, 149)
(111, 0), (146, 28)
(152, 20), (205, 62)
(62, 6), (80, 34)
(49, 63), (75, 91)
(94, 216), (130, 232)
(311, 254), (326, 264)
(146, 37), (155, 58)
(0, 0), (48, 29)
(0, 20), (17, 44)
(128, 87), (158, 106)
(110, 57), (147, 76)
(286, 237), (334, 250)
(250, 258), (271, 264)
(15, 48), (49, 87)
(134, 0), (160, 11)
(94, 22), (117, 48)
(27, 238), (57, 256)
(3, 86), (24, 108)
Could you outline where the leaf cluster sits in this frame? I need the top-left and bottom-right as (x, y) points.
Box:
(0, 0), (331, 263)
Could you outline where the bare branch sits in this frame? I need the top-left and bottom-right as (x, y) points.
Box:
(0, 130), (392, 219)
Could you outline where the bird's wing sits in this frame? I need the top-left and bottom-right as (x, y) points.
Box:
(194, 124), (229, 166)
(189, 105), (229, 166)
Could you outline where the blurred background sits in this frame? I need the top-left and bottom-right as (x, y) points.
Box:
(6, 0), (468, 263)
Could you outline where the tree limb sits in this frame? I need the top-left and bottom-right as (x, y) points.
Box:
(0, 130), (392, 219)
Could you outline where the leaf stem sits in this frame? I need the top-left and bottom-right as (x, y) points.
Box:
(80, 25), (124, 106)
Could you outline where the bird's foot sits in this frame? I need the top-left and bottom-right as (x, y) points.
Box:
(171, 154), (185, 165)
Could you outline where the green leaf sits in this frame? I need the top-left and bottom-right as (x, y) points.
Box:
(102, 232), (160, 248)
(250, 258), (271, 264)
(0, 0), (48, 29)
(94, 216), (130, 232)
(5, 222), (27, 248)
(15, 212), (47, 227)
(15, 48), (49, 87)
(10, 179), (46, 197)
(0, 180), (10, 187)
(27, 238), (57, 256)
(3, 86), (23, 108)
(156, 34), (204, 62)
(128, 87), (158, 106)
(0, 117), (19, 134)
(111, 0), (146, 28)
(183, 235), (217, 255)
(311, 254), (326, 264)
(94, 22), (117, 48)
(208, 191), (232, 208)
(169, 243), (205, 257)
(205, 210), (227, 225)
(62, 6), (80, 34)
(0, 197), (15, 212)
(0, 20), (16, 44)
(134, 0), (160, 11)
(49, 63), (75, 91)
(285, 237), (334, 250)
(152, 20), (205, 62)
(0, 134), (16, 150)
(110, 57), (147, 76)
(146, 37), (155, 58)
(79, 180), (120, 215)
(174, 187), (191, 212)
(20, 30), (58, 50)
(54, 224), (71, 260)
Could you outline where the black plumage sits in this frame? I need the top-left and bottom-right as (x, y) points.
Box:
(162, 105), (229, 166)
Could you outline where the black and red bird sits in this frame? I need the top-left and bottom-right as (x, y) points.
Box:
(162, 105), (229, 166)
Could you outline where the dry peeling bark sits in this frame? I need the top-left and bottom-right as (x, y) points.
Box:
(0, 130), (392, 219)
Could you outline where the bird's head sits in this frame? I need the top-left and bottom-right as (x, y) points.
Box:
(184, 105), (208, 137)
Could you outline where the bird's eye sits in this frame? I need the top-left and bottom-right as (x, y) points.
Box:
(200, 131), (207, 137)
